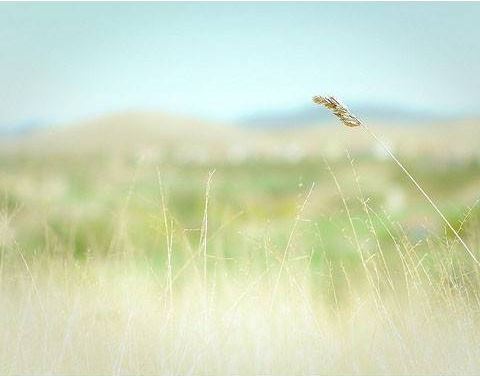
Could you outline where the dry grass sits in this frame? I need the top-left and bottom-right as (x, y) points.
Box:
(1, 105), (480, 374)
(312, 96), (362, 127)
(313, 95), (480, 267)
(1, 170), (480, 375)
(2, 239), (480, 375)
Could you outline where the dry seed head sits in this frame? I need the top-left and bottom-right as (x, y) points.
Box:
(312, 95), (362, 127)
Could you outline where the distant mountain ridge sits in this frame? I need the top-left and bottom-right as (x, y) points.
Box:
(239, 102), (456, 128)
(0, 102), (471, 140)
(0, 120), (48, 137)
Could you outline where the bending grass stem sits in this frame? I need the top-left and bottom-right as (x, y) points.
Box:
(360, 123), (480, 267)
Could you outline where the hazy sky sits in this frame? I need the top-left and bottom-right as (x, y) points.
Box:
(1, 2), (480, 127)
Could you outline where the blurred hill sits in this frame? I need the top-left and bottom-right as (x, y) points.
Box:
(1, 111), (242, 161)
(1, 110), (479, 164)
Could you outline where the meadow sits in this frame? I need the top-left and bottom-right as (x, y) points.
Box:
(1, 115), (480, 375)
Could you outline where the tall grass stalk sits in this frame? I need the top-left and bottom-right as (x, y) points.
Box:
(313, 95), (480, 266)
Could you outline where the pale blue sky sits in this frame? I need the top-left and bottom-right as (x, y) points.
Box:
(1, 2), (480, 127)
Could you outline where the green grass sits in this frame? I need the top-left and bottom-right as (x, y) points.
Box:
(1, 149), (480, 374)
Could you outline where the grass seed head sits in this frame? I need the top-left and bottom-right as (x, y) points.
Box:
(312, 95), (362, 127)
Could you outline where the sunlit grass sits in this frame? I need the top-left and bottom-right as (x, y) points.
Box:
(1, 148), (480, 374)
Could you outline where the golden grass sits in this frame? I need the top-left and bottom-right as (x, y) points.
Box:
(1, 106), (480, 374)
(2, 237), (480, 375)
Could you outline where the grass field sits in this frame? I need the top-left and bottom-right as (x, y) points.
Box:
(1, 117), (480, 374)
